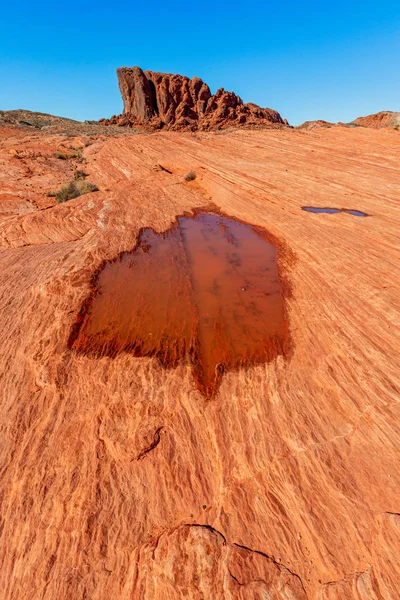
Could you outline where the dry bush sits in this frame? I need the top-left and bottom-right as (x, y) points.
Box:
(53, 151), (73, 160)
(56, 180), (99, 203)
(74, 169), (88, 180)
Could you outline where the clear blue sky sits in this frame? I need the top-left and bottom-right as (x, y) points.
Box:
(1, 0), (399, 125)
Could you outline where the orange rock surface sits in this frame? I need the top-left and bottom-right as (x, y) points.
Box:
(0, 123), (399, 599)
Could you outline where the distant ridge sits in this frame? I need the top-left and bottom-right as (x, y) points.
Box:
(298, 110), (400, 130)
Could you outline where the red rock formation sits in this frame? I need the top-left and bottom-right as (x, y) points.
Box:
(351, 110), (400, 129)
(298, 111), (400, 130)
(100, 66), (286, 130)
(297, 120), (334, 130)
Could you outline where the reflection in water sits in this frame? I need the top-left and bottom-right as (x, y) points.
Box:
(69, 213), (290, 397)
(302, 207), (368, 217)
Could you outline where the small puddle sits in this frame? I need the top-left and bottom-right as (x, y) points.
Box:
(302, 207), (368, 217)
(69, 212), (290, 397)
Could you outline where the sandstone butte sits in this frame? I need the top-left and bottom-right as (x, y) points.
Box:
(99, 66), (287, 130)
(0, 93), (399, 599)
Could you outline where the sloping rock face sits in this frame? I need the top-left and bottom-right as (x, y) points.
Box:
(0, 123), (399, 599)
(100, 66), (286, 130)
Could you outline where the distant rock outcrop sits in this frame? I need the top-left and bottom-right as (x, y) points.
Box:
(297, 120), (334, 131)
(100, 67), (287, 130)
(298, 111), (400, 131)
(350, 111), (400, 129)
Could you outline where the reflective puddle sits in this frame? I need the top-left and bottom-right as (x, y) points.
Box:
(302, 207), (368, 217)
(69, 212), (290, 397)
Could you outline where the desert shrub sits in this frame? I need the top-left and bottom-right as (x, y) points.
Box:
(75, 147), (86, 163)
(74, 169), (88, 180)
(184, 171), (196, 181)
(54, 147), (84, 160)
(56, 180), (99, 203)
(54, 151), (73, 160)
(69, 145), (83, 156)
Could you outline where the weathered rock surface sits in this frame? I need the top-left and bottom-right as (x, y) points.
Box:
(0, 123), (399, 599)
(100, 66), (286, 130)
(0, 127), (87, 218)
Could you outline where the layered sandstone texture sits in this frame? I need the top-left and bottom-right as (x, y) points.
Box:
(100, 66), (286, 130)
(0, 123), (399, 599)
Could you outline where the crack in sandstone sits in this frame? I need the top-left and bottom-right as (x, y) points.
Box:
(135, 427), (164, 461)
(321, 567), (372, 587)
(143, 523), (307, 595)
(183, 523), (227, 543)
(228, 568), (277, 588)
(233, 541), (307, 593)
(156, 164), (173, 174)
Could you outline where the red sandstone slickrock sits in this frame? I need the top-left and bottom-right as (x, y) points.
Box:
(0, 115), (399, 600)
(100, 66), (287, 130)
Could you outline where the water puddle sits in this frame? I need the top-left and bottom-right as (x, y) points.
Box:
(302, 207), (368, 217)
(69, 212), (290, 397)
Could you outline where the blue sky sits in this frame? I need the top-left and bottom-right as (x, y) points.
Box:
(0, 0), (399, 125)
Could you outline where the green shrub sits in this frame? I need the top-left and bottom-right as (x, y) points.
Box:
(184, 171), (196, 181)
(56, 180), (99, 203)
